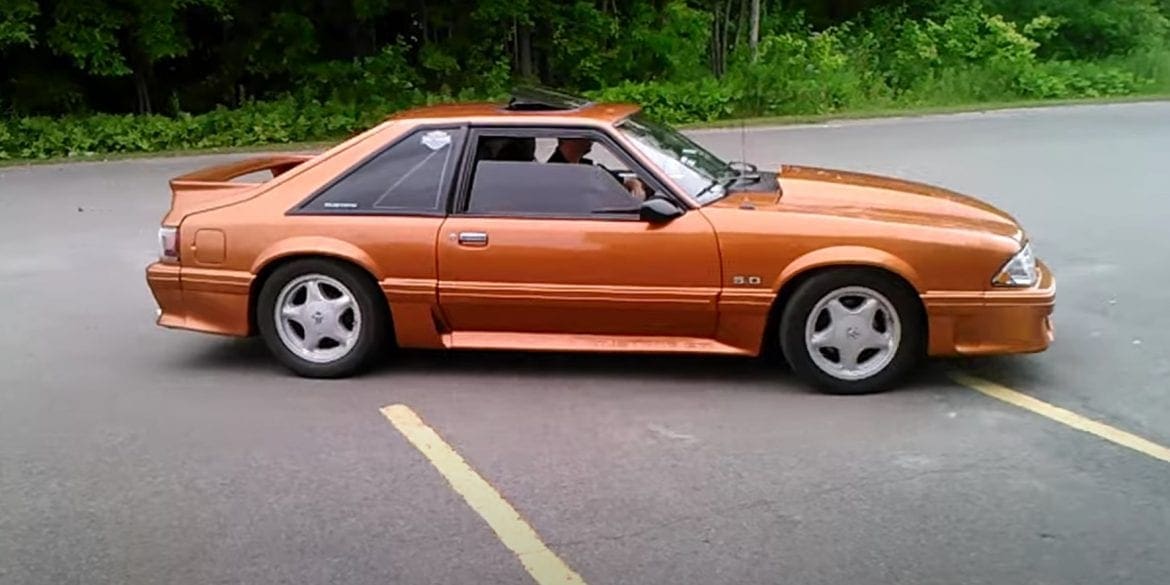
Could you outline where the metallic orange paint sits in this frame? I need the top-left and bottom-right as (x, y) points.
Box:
(144, 99), (1055, 363)
(922, 260), (1056, 355)
(436, 213), (721, 337)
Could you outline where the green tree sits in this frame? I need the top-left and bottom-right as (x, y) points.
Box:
(45, 0), (227, 113)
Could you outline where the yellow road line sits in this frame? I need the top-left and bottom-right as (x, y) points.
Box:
(949, 371), (1170, 464)
(380, 404), (587, 585)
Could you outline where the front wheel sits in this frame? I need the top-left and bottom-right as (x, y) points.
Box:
(779, 269), (924, 394)
(256, 259), (388, 378)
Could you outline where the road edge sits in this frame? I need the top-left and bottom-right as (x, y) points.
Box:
(4, 94), (1168, 169)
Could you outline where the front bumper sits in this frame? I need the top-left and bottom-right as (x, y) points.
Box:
(922, 260), (1056, 356)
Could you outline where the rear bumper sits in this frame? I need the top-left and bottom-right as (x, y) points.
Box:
(146, 262), (185, 329)
(145, 262), (252, 337)
(923, 260), (1055, 356)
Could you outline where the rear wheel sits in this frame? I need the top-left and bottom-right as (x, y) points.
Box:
(256, 259), (388, 378)
(779, 269), (924, 394)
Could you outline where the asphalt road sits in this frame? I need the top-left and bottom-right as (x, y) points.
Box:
(2, 102), (1169, 585)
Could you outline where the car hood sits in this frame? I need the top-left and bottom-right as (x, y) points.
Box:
(710, 164), (1024, 241)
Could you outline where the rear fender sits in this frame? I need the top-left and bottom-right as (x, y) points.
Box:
(250, 237), (382, 280)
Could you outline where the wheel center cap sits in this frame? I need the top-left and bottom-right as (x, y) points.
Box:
(307, 303), (328, 325)
(846, 326), (861, 340)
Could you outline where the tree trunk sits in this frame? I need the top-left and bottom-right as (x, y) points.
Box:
(735, 0), (748, 52)
(749, 0), (760, 62)
(723, 0), (733, 67)
(134, 68), (152, 115)
(420, 0), (429, 45)
(518, 24), (533, 79)
(710, 6), (723, 77)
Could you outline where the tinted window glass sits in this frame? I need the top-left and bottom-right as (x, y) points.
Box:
(302, 127), (464, 213)
(466, 161), (640, 216)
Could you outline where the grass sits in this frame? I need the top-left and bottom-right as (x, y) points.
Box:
(2, 92), (1168, 168)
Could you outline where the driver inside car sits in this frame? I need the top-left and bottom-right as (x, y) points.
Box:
(547, 137), (648, 200)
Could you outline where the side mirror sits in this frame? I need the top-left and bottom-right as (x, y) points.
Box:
(639, 197), (684, 223)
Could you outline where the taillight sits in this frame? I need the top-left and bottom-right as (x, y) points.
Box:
(159, 226), (179, 262)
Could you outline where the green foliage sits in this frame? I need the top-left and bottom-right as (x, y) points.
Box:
(589, 78), (741, 123)
(717, 0), (1163, 114)
(547, 1), (620, 89)
(631, 0), (713, 82)
(1017, 60), (1144, 99)
(46, 0), (132, 76)
(0, 98), (397, 160)
(726, 25), (890, 116)
(3, 0), (1170, 160)
(294, 43), (423, 109)
(42, 0), (225, 77)
(0, 0), (38, 48)
(985, 0), (1170, 59)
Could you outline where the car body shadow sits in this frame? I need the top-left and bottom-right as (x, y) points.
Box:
(168, 336), (285, 373)
(174, 336), (964, 396)
(942, 353), (1056, 387)
(382, 348), (789, 384)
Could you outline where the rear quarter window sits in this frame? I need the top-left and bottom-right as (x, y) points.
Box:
(299, 126), (465, 214)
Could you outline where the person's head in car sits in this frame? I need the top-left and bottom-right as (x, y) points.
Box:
(548, 137), (592, 164)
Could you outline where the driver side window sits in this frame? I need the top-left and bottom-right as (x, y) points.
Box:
(461, 132), (656, 218)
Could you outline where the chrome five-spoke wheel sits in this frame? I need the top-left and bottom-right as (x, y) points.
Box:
(804, 286), (901, 381)
(258, 259), (390, 378)
(274, 274), (362, 364)
(780, 269), (923, 394)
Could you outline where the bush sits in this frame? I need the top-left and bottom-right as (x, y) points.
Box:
(1018, 60), (1144, 98)
(986, 0), (1170, 60)
(0, 98), (402, 159)
(294, 43), (424, 111)
(588, 78), (740, 123)
(4, 0), (1169, 161)
(725, 24), (891, 116)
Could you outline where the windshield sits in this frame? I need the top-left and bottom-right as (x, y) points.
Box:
(617, 113), (733, 204)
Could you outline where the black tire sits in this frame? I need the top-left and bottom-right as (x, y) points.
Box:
(779, 268), (924, 394)
(256, 258), (389, 378)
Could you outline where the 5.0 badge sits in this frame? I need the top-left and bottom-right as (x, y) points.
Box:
(731, 275), (762, 286)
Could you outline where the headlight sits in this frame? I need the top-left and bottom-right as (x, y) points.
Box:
(992, 241), (1037, 287)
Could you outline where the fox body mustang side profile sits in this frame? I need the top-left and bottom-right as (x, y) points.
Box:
(145, 89), (1054, 394)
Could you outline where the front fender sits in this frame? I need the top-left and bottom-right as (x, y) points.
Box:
(250, 236), (382, 278)
(773, 246), (923, 293)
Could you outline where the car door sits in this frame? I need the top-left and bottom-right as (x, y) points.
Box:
(436, 127), (722, 339)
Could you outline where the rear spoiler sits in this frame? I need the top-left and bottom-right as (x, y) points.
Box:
(169, 153), (315, 191)
(162, 153), (315, 225)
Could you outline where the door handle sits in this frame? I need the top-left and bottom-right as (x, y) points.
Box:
(457, 231), (488, 246)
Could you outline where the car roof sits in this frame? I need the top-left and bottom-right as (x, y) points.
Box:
(386, 86), (642, 126)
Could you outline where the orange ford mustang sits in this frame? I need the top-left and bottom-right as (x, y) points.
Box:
(145, 88), (1054, 394)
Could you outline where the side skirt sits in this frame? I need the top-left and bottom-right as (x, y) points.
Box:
(443, 331), (754, 355)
